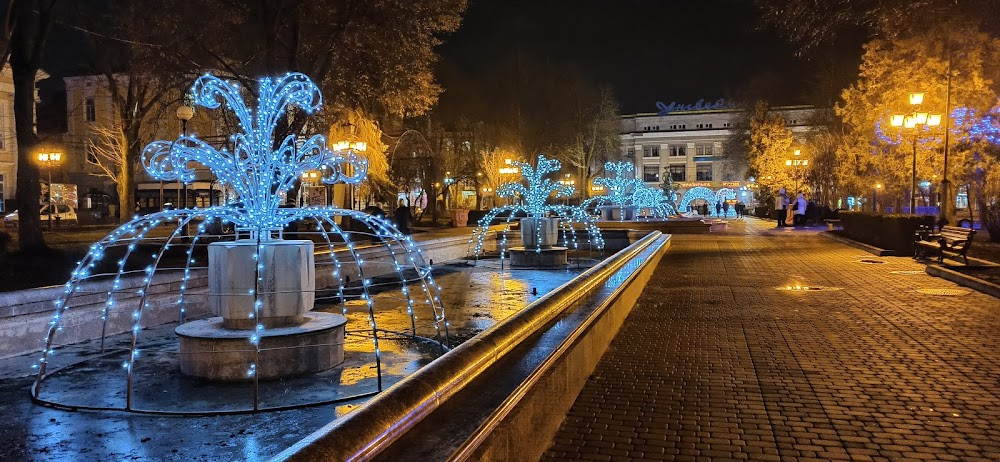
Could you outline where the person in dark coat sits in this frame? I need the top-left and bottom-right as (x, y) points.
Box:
(715, 201), (722, 216)
(394, 199), (411, 235)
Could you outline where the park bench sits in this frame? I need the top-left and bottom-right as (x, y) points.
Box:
(914, 225), (976, 264)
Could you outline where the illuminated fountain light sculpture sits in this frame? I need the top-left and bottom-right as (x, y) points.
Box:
(583, 161), (675, 221)
(584, 162), (644, 221)
(469, 154), (604, 267)
(32, 73), (447, 413)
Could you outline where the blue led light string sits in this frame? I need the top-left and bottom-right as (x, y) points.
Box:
(351, 211), (447, 343)
(312, 212), (383, 391)
(125, 211), (206, 411)
(309, 214), (351, 320)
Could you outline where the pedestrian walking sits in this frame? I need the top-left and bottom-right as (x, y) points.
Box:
(793, 193), (807, 227)
(722, 201), (730, 218)
(735, 201), (745, 218)
(775, 188), (789, 227)
(394, 199), (411, 235)
(715, 201), (722, 217)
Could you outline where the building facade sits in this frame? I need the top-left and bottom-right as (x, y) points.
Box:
(63, 74), (223, 219)
(619, 104), (824, 210)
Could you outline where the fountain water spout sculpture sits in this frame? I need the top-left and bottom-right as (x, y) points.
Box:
(469, 155), (603, 267)
(32, 73), (448, 413)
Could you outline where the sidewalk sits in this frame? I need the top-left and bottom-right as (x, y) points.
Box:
(543, 218), (1000, 461)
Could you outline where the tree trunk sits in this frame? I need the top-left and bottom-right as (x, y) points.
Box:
(12, 63), (43, 249)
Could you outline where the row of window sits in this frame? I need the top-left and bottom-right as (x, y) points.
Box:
(639, 121), (736, 132)
(629, 145), (717, 158)
(641, 165), (714, 182)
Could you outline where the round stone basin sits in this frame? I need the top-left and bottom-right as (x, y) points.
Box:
(176, 312), (348, 381)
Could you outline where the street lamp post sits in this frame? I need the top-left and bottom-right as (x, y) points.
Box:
(176, 103), (194, 239)
(784, 149), (809, 194)
(873, 183), (882, 212)
(333, 131), (367, 210)
(37, 151), (63, 230)
(890, 92), (941, 214)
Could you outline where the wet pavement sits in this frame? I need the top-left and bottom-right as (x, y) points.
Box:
(0, 257), (592, 461)
(545, 218), (1000, 461)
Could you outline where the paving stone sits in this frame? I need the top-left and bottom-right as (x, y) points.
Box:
(541, 219), (1000, 461)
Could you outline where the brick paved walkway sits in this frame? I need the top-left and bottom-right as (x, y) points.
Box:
(543, 219), (1000, 462)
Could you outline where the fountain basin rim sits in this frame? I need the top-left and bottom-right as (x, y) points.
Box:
(176, 312), (347, 339)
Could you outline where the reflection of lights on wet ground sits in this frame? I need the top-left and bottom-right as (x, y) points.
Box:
(606, 258), (644, 289)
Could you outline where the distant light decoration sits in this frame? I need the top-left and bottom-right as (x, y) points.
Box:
(952, 105), (1000, 145)
(33, 72), (449, 414)
(468, 154), (604, 258)
(582, 161), (676, 220)
(679, 186), (734, 215)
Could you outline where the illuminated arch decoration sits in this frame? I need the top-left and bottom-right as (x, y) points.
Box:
(679, 186), (719, 212)
(469, 154), (604, 259)
(715, 188), (736, 203)
(33, 73), (448, 414)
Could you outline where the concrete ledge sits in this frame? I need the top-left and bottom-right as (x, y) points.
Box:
(272, 232), (670, 462)
(819, 231), (895, 256)
(926, 264), (1000, 299)
(598, 219), (715, 234)
(451, 234), (667, 462)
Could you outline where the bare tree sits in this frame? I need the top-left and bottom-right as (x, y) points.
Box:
(557, 85), (622, 198)
(85, 122), (127, 190)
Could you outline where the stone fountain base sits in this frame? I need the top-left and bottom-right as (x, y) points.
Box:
(175, 312), (347, 381)
(508, 246), (568, 267)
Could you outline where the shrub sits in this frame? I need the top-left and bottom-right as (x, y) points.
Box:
(839, 211), (934, 255)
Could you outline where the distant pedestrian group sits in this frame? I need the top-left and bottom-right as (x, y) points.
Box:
(775, 188), (809, 227)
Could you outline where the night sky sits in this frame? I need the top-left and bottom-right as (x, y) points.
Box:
(436, 0), (862, 115)
(36, 0), (864, 124)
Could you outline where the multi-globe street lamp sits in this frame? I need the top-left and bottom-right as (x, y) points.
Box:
(890, 92), (942, 214)
(332, 137), (367, 210)
(37, 151), (64, 230)
(784, 149), (809, 194)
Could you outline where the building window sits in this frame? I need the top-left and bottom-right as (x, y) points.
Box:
(626, 147), (635, 158)
(86, 143), (98, 164)
(669, 145), (686, 157)
(642, 146), (659, 157)
(722, 122), (732, 127)
(669, 165), (685, 181)
(696, 145), (714, 156)
(643, 166), (659, 182)
(85, 98), (96, 122)
(696, 164), (713, 181)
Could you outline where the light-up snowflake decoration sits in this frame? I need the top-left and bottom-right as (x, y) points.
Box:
(32, 73), (448, 414)
(469, 154), (603, 259)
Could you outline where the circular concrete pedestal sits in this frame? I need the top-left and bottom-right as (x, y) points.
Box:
(176, 312), (347, 381)
(508, 246), (568, 267)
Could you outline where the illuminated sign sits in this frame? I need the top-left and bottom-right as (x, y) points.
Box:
(655, 99), (729, 116)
